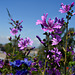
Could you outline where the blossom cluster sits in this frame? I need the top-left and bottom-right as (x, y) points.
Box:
(10, 19), (23, 36)
(9, 58), (32, 75)
(9, 58), (32, 67)
(46, 47), (62, 67)
(59, 2), (75, 14)
(0, 1), (75, 75)
(0, 60), (4, 68)
(18, 37), (33, 50)
(36, 14), (64, 45)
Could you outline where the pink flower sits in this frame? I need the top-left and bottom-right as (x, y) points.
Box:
(36, 14), (63, 33)
(0, 60), (4, 68)
(71, 2), (74, 7)
(51, 38), (59, 45)
(72, 13), (75, 16)
(10, 28), (18, 35)
(36, 13), (48, 27)
(18, 37), (33, 50)
(59, 3), (70, 13)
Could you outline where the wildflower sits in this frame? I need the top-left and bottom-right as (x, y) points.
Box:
(16, 69), (29, 75)
(14, 60), (21, 67)
(36, 35), (45, 44)
(0, 60), (4, 68)
(59, 3), (70, 13)
(51, 38), (59, 45)
(71, 2), (74, 7)
(47, 55), (50, 59)
(51, 48), (62, 67)
(16, 70), (21, 75)
(47, 69), (52, 75)
(26, 37), (33, 46)
(24, 58), (32, 67)
(18, 37), (33, 50)
(11, 18), (15, 22)
(72, 13), (75, 16)
(31, 68), (37, 71)
(36, 13), (48, 27)
(10, 28), (18, 35)
(36, 14), (63, 33)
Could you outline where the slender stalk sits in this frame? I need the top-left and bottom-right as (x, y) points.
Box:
(13, 47), (15, 55)
(64, 17), (69, 75)
(42, 59), (47, 75)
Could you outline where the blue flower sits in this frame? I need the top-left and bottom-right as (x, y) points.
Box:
(14, 60), (21, 67)
(20, 69), (28, 75)
(9, 61), (15, 67)
(24, 58), (32, 67)
(15, 70), (21, 75)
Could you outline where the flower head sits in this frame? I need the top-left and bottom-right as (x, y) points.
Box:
(36, 13), (48, 27)
(18, 37), (33, 50)
(24, 58), (32, 67)
(10, 28), (18, 35)
(0, 60), (4, 68)
(59, 3), (70, 13)
(71, 2), (74, 7)
(36, 14), (63, 33)
(14, 60), (21, 67)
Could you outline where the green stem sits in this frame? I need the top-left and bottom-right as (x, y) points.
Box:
(42, 59), (47, 75)
(13, 47), (15, 55)
(64, 35), (67, 75)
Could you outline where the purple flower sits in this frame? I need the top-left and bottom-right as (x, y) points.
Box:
(18, 37), (33, 50)
(72, 13), (75, 16)
(10, 60), (21, 67)
(36, 35), (45, 44)
(36, 13), (48, 27)
(52, 68), (61, 75)
(36, 14), (63, 33)
(9, 61), (15, 67)
(10, 28), (18, 35)
(11, 18), (23, 31)
(16, 70), (21, 75)
(55, 29), (62, 34)
(24, 58), (32, 67)
(59, 3), (70, 13)
(11, 18), (15, 22)
(47, 69), (52, 75)
(38, 61), (43, 68)
(16, 69), (29, 75)
(51, 35), (61, 45)
(26, 37), (33, 46)
(72, 73), (75, 75)
(19, 69), (28, 75)
(71, 51), (74, 55)
(42, 18), (62, 33)
(19, 20), (23, 25)
(47, 55), (50, 59)
(51, 48), (62, 67)
(14, 60), (21, 67)
(51, 38), (59, 45)
(71, 2), (74, 7)
(31, 68), (37, 71)
(0, 60), (4, 68)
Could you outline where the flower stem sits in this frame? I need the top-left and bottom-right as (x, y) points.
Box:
(64, 35), (67, 75)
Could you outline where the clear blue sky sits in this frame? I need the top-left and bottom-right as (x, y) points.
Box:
(0, 0), (75, 47)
